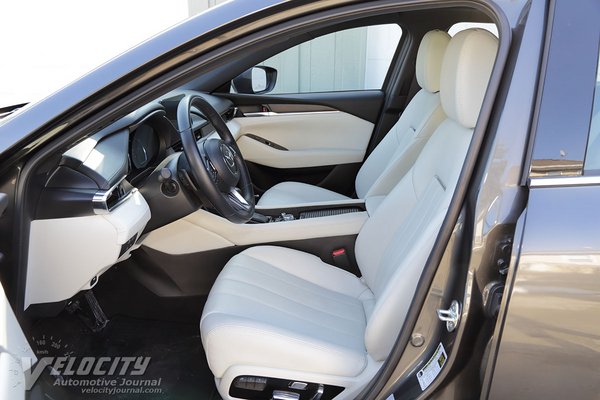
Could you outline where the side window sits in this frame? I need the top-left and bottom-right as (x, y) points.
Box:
(583, 51), (600, 173)
(251, 24), (402, 94)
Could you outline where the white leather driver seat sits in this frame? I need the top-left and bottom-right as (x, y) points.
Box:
(201, 29), (498, 399)
(257, 30), (451, 207)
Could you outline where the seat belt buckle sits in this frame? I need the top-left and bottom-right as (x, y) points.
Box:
(332, 248), (350, 270)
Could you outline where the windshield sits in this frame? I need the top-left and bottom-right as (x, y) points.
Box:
(0, 0), (218, 108)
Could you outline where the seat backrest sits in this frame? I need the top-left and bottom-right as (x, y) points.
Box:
(355, 29), (499, 361)
(355, 30), (450, 198)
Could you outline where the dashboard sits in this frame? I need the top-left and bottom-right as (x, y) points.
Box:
(26, 92), (236, 310)
(35, 92), (236, 221)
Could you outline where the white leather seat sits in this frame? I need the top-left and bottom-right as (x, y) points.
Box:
(257, 30), (451, 207)
(201, 246), (374, 378)
(201, 29), (498, 399)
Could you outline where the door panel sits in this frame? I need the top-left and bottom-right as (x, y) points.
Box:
(234, 111), (374, 168)
(221, 91), (382, 194)
(223, 90), (385, 123)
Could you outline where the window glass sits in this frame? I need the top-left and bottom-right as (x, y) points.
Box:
(255, 24), (402, 94)
(583, 51), (600, 173)
(449, 22), (498, 37)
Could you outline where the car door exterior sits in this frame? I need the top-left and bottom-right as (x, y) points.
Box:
(486, 0), (600, 398)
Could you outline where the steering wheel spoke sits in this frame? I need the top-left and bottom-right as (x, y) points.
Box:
(177, 94), (255, 223)
(228, 188), (252, 211)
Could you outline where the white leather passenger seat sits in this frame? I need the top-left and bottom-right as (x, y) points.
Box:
(200, 29), (499, 399)
(257, 30), (451, 207)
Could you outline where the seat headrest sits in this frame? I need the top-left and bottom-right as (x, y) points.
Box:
(440, 29), (499, 129)
(416, 30), (451, 93)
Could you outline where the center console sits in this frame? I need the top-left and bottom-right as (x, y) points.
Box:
(141, 199), (368, 256)
(251, 201), (365, 223)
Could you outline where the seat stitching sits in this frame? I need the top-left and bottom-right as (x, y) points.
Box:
(210, 289), (365, 344)
(203, 318), (367, 356)
(231, 260), (358, 304)
(241, 250), (361, 283)
(203, 320), (368, 376)
(218, 276), (366, 327)
(230, 257), (363, 307)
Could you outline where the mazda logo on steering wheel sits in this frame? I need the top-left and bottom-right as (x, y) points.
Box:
(221, 144), (236, 169)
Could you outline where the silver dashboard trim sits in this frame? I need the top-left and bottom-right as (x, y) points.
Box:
(242, 110), (340, 118)
(92, 176), (133, 214)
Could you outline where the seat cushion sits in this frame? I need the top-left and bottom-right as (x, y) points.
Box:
(200, 246), (374, 378)
(257, 181), (350, 207)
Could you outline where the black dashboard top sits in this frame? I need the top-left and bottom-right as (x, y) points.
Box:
(37, 92), (234, 220)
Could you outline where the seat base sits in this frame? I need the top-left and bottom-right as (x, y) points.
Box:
(200, 246), (379, 399)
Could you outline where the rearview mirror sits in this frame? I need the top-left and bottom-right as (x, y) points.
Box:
(232, 66), (277, 94)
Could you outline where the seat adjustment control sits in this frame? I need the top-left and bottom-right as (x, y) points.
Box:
(272, 390), (300, 400)
(233, 376), (268, 391)
(289, 381), (308, 390)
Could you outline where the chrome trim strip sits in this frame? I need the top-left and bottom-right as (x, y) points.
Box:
(529, 175), (600, 188)
(242, 110), (340, 117)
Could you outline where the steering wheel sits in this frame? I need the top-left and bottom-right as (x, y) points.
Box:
(176, 94), (255, 223)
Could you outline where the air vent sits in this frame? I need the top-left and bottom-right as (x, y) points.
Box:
(224, 107), (238, 121)
(93, 178), (134, 214)
(105, 183), (127, 209)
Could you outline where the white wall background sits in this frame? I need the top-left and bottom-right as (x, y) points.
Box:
(0, 1), (497, 108)
(261, 24), (402, 94)
(0, 0), (403, 107)
(0, 0), (224, 107)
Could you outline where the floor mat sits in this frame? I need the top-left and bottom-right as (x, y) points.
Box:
(30, 313), (220, 400)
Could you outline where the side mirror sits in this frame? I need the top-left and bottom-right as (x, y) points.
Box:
(232, 66), (277, 94)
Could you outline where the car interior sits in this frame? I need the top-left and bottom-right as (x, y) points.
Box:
(18, 4), (500, 400)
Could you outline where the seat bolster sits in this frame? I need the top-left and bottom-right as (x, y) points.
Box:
(257, 182), (350, 207)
